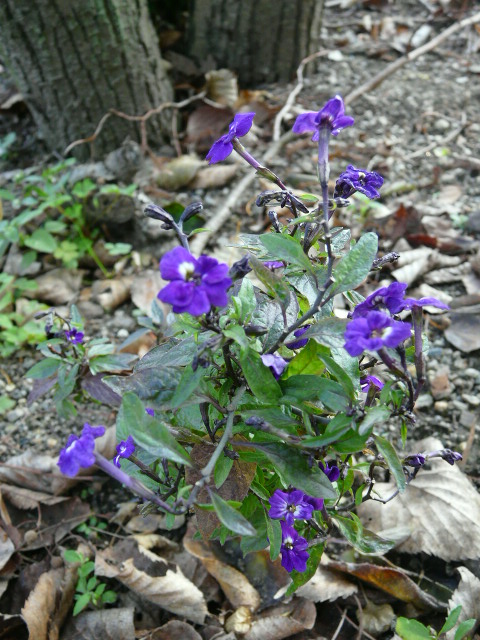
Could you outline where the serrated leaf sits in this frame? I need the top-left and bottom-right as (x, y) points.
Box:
(209, 491), (256, 536)
(331, 232), (378, 295)
(375, 435), (406, 493)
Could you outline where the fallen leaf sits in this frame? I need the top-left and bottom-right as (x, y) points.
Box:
(21, 497), (91, 550)
(205, 69), (238, 108)
(156, 155), (203, 190)
(358, 437), (480, 560)
(91, 275), (134, 311)
(225, 606), (253, 635)
(150, 620), (203, 640)
(24, 268), (85, 305)
(190, 164), (238, 189)
(244, 598), (316, 640)
(21, 568), (62, 640)
(130, 269), (164, 315)
(185, 105), (232, 147)
(294, 558), (358, 602)
(327, 561), (441, 611)
(61, 608), (135, 640)
(125, 513), (185, 534)
(185, 440), (256, 539)
(183, 534), (261, 611)
(392, 247), (437, 285)
(445, 313), (480, 353)
(0, 485), (67, 510)
(446, 567), (480, 640)
(0, 525), (15, 572)
(95, 538), (208, 624)
(0, 451), (70, 495)
(358, 601), (396, 636)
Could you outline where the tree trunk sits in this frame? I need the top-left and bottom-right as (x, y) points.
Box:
(187, 0), (324, 86)
(0, 0), (173, 159)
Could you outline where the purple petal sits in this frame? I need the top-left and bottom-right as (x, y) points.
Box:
(331, 115), (355, 135)
(202, 282), (231, 308)
(160, 247), (198, 281)
(82, 423), (106, 439)
(206, 136), (234, 165)
(292, 112), (318, 135)
(231, 112), (255, 138)
(261, 353), (288, 379)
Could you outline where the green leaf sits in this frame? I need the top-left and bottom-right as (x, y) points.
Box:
(280, 375), (349, 412)
(395, 617), (433, 639)
(331, 232), (378, 295)
(254, 442), (336, 499)
(24, 358), (61, 379)
(439, 606), (462, 635)
(249, 254), (291, 312)
(375, 434), (406, 493)
(285, 340), (325, 377)
(234, 277), (257, 322)
(302, 317), (349, 349)
(24, 228), (58, 253)
(259, 233), (313, 273)
(64, 550), (84, 563)
(252, 293), (299, 352)
(101, 590), (118, 604)
(170, 365), (204, 408)
(88, 353), (137, 375)
(239, 348), (282, 403)
(0, 395), (16, 416)
(454, 619), (476, 640)
(223, 324), (250, 351)
(73, 593), (92, 616)
(285, 543), (325, 597)
(318, 354), (356, 400)
(302, 413), (354, 448)
(214, 453), (234, 489)
(332, 513), (394, 554)
(117, 392), (191, 466)
(209, 491), (257, 536)
(265, 515), (282, 561)
(358, 405), (391, 435)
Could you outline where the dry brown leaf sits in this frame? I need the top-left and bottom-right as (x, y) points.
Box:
(446, 567), (480, 640)
(24, 268), (85, 305)
(327, 561), (441, 611)
(131, 532), (178, 552)
(392, 247), (437, 285)
(186, 439), (256, 539)
(0, 525), (15, 572)
(183, 534), (261, 611)
(225, 606), (253, 635)
(130, 269), (164, 315)
(205, 69), (238, 108)
(190, 164), (238, 190)
(61, 608), (135, 640)
(358, 437), (480, 560)
(149, 619), (203, 640)
(0, 450), (70, 495)
(358, 601), (396, 636)
(156, 154), (203, 190)
(244, 598), (316, 640)
(21, 569), (59, 640)
(1, 485), (68, 510)
(91, 275), (134, 311)
(95, 539), (208, 624)
(445, 313), (480, 353)
(21, 497), (91, 550)
(294, 559), (358, 602)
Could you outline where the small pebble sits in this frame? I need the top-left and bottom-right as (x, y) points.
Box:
(461, 394), (480, 408)
(434, 401), (449, 414)
(451, 400), (468, 412)
(463, 368), (480, 380)
(117, 328), (129, 339)
(415, 395), (433, 410)
(47, 437), (58, 448)
(6, 408), (24, 423)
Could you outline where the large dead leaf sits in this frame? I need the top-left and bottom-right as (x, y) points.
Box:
(327, 561), (441, 611)
(190, 164), (238, 190)
(0, 525), (15, 572)
(358, 438), (480, 560)
(243, 598), (316, 640)
(183, 534), (261, 611)
(91, 275), (134, 311)
(95, 538), (208, 624)
(0, 451), (69, 495)
(130, 270), (163, 315)
(24, 268), (85, 305)
(294, 558), (358, 602)
(0, 485), (68, 510)
(61, 608), (135, 640)
(185, 440), (256, 538)
(446, 568), (480, 640)
(149, 620), (203, 640)
(21, 567), (64, 640)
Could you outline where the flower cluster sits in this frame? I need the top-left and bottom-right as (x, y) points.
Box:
(57, 423), (105, 477)
(344, 282), (448, 357)
(334, 165), (384, 200)
(158, 246), (232, 316)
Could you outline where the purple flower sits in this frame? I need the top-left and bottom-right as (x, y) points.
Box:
(286, 325), (311, 350)
(334, 165), (384, 200)
(344, 311), (412, 357)
(403, 297), (450, 311)
(113, 435), (135, 468)
(158, 247), (232, 316)
(268, 489), (313, 525)
(57, 423), (105, 477)
(145, 408), (155, 417)
(360, 375), (384, 392)
(303, 495), (324, 511)
(319, 461), (340, 482)
(263, 261), (284, 270)
(65, 328), (84, 344)
(353, 283), (409, 319)
(280, 522), (310, 573)
(206, 112), (255, 164)
(261, 353), (288, 380)
(404, 454), (426, 468)
(439, 449), (462, 465)
(292, 95), (354, 140)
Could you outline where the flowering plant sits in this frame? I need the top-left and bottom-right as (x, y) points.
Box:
(56, 96), (457, 589)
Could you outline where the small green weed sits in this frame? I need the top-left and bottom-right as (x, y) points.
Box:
(396, 606), (475, 640)
(64, 549), (117, 616)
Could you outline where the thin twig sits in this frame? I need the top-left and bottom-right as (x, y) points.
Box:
(64, 91), (208, 156)
(344, 11), (480, 105)
(330, 608), (347, 640)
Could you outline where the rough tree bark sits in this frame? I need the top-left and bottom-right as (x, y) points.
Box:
(187, 0), (324, 86)
(0, 0), (173, 158)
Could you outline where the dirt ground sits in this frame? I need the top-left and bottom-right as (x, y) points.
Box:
(1, 0), (480, 638)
